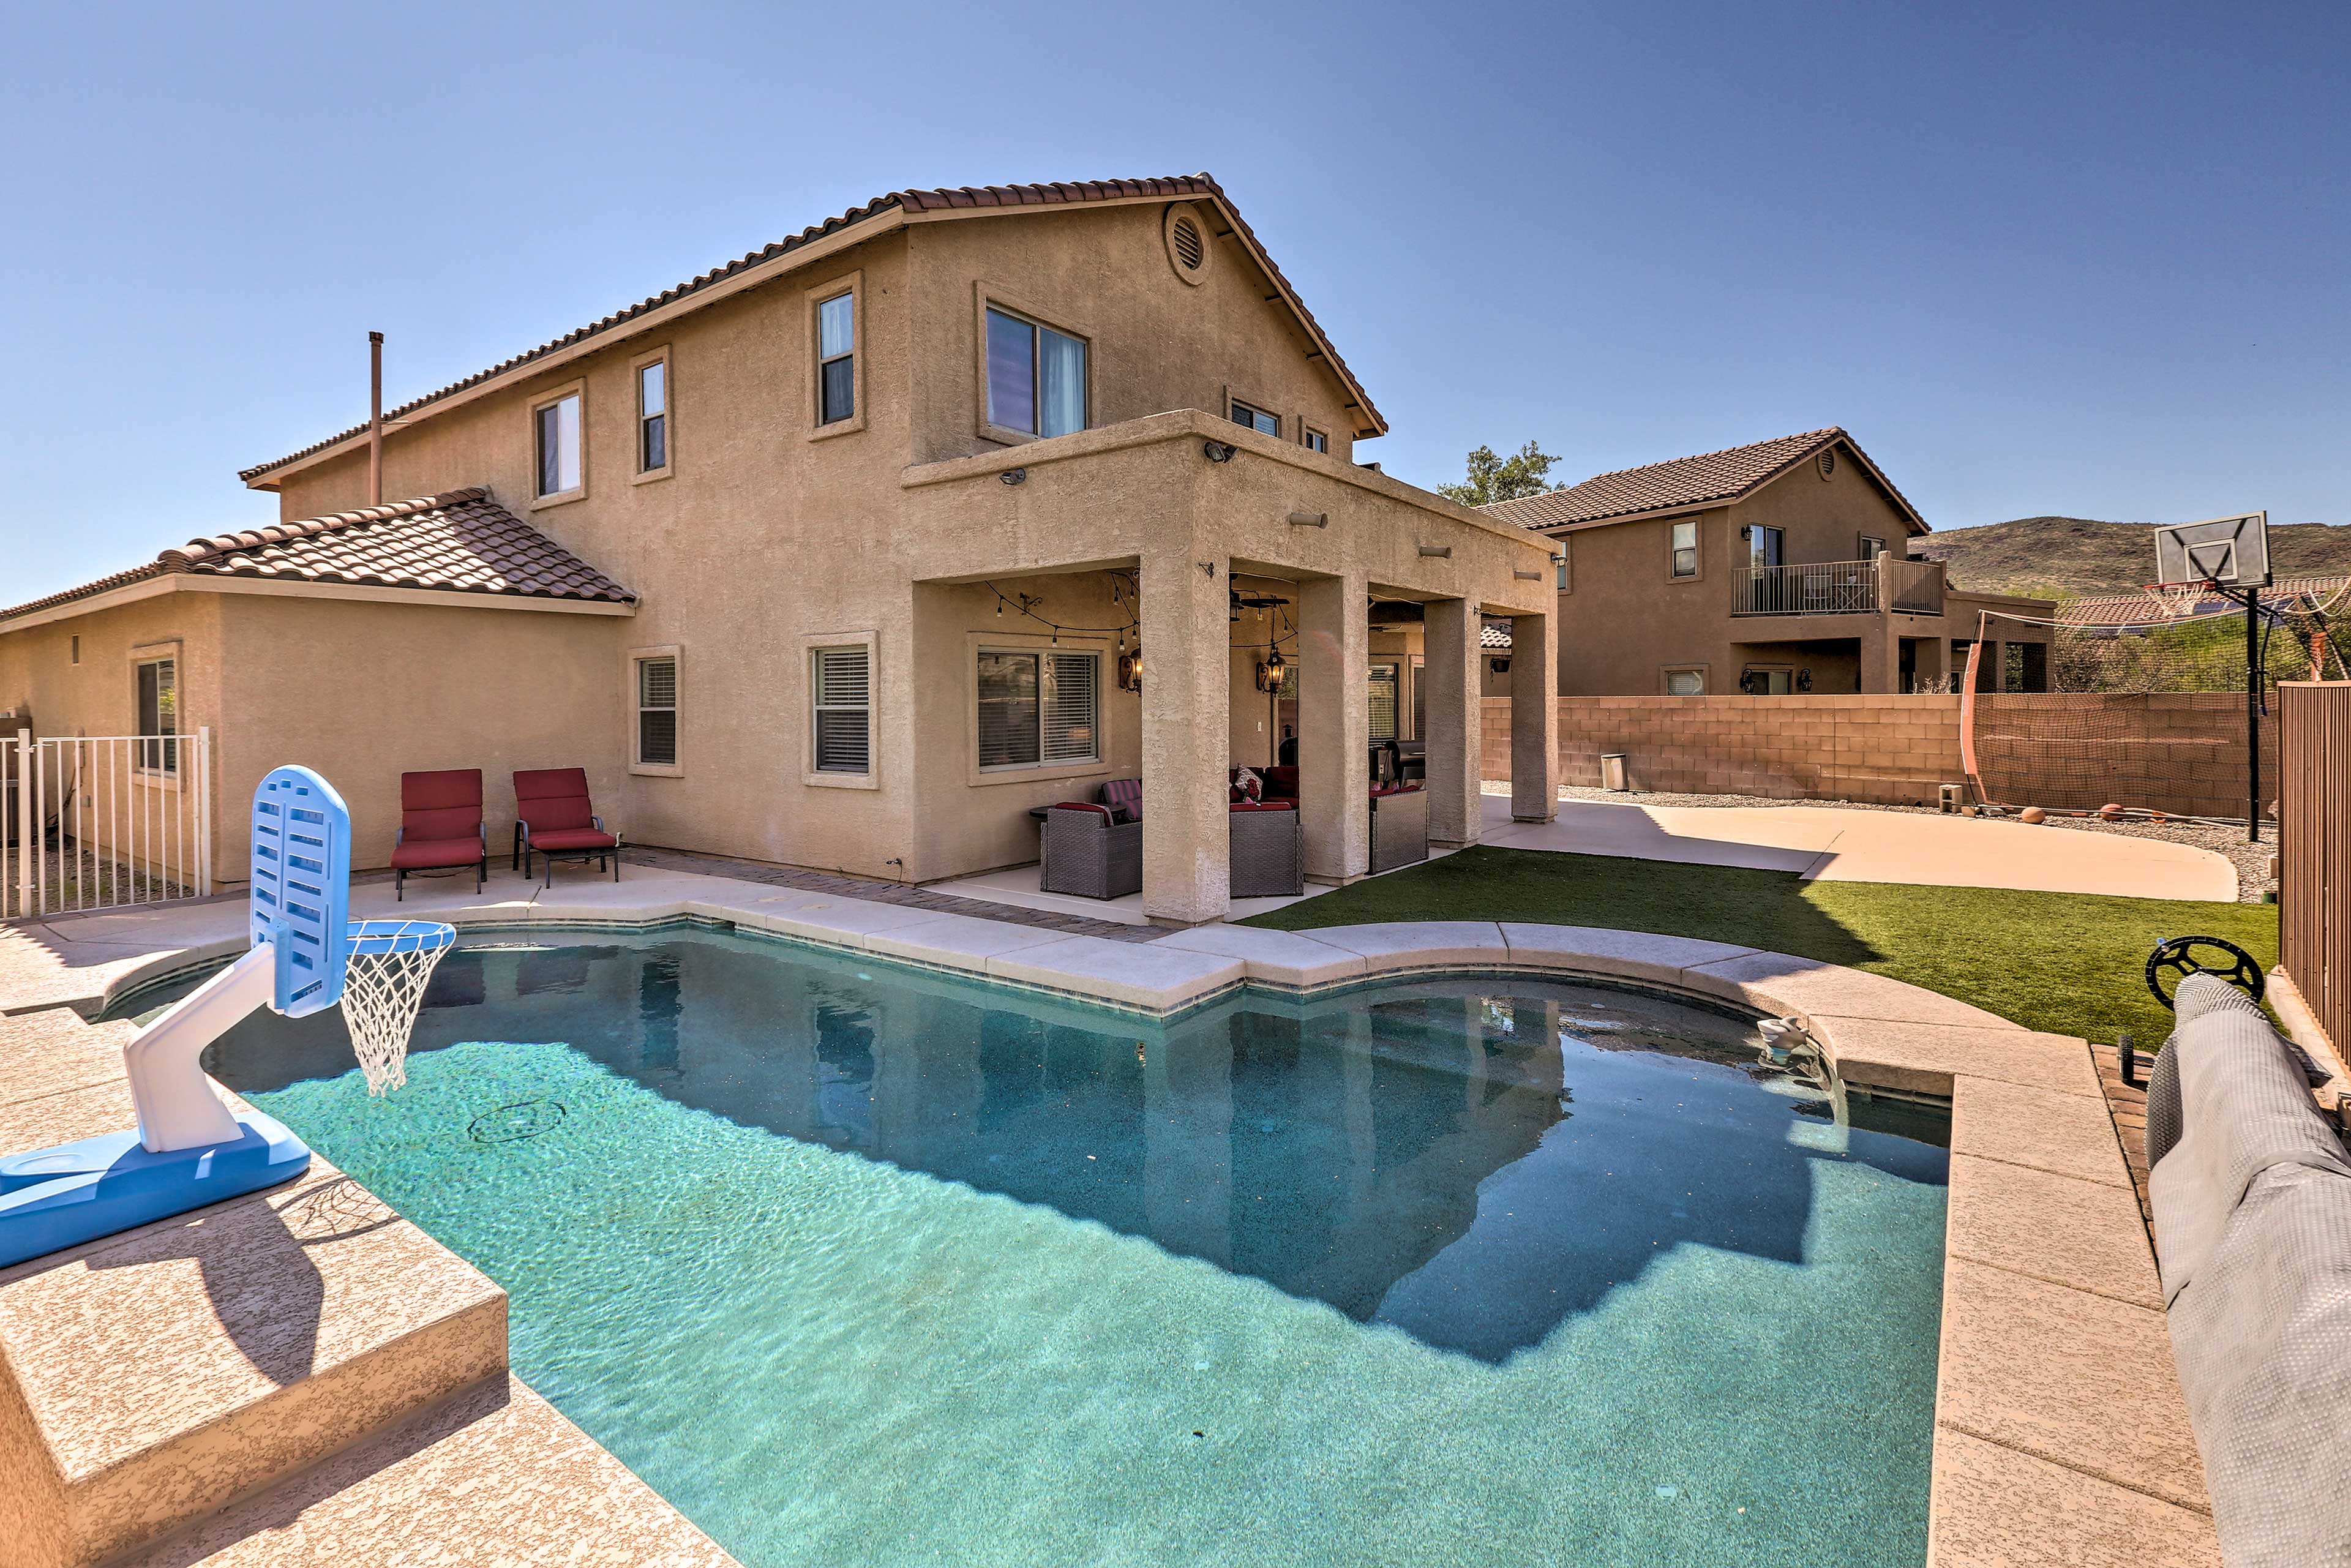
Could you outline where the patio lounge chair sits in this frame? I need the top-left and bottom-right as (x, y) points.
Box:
(391, 768), (487, 901)
(1040, 803), (1142, 899)
(512, 768), (621, 887)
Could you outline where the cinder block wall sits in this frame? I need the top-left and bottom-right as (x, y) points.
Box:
(1480, 696), (1964, 805)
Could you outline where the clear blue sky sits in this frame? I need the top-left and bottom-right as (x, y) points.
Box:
(4, 1), (2344, 603)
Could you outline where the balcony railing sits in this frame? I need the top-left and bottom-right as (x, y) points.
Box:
(1730, 556), (1945, 617)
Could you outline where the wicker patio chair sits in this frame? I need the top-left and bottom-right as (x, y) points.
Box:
(1229, 801), (1303, 897)
(1040, 803), (1143, 899)
(1368, 784), (1428, 874)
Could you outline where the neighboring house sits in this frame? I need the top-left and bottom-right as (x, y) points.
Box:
(0, 175), (1558, 926)
(1484, 429), (2054, 696)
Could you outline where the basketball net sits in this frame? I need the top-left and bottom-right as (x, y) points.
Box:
(2147, 580), (2214, 621)
(339, 920), (456, 1095)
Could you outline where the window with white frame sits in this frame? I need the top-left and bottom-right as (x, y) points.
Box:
(637, 359), (668, 472)
(817, 293), (855, 425)
(1301, 426), (1328, 454)
(1230, 399), (1280, 436)
(977, 649), (1100, 769)
(136, 656), (178, 773)
(636, 656), (677, 766)
(1664, 667), (1704, 696)
(1670, 519), (1698, 579)
(811, 645), (872, 774)
(536, 392), (582, 497)
(985, 307), (1087, 438)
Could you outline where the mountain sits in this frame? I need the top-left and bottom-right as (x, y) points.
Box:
(1914, 516), (2351, 600)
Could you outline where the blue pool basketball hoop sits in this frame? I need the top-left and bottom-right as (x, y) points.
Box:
(0, 766), (456, 1269)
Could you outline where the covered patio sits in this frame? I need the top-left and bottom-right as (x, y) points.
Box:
(898, 409), (1559, 926)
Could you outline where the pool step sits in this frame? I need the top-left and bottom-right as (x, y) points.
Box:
(118, 1374), (739, 1567)
(0, 1152), (506, 1568)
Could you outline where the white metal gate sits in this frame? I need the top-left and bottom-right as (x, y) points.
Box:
(2, 728), (212, 921)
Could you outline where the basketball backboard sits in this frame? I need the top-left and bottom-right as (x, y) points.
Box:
(250, 766), (352, 1018)
(2153, 511), (2269, 590)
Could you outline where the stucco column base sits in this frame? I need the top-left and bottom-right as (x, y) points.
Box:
(1509, 610), (1558, 823)
(1140, 549), (1232, 925)
(1422, 598), (1482, 847)
(1298, 572), (1370, 883)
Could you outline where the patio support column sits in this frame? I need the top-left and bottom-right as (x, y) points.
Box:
(1422, 598), (1483, 848)
(1861, 619), (1900, 694)
(1299, 571), (1370, 883)
(1927, 632), (1952, 688)
(1140, 549), (1231, 925)
(1509, 611), (1558, 823)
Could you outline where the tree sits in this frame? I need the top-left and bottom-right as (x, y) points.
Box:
(1437, 441), (1561, 506)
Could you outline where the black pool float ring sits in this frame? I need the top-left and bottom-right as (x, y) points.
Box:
(2144, 936), (2266, 1011)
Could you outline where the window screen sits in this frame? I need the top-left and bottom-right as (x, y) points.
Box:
(977, 651), (1040, 768)
(978, 650), (1100, 768)
(1041, 652), (1098, 763)
(818, 294), (855, 425)
(1670, 520), (1698, 579)
(1231, 400), (1280, 436)
(536, 393), (582, 496)
(137, 658), (177, 773)
(637, 656), (678, 766)
(639, 361), (667, 471)
(812, 645), (871, 774)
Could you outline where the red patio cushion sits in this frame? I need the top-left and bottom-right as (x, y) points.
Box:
(1050, 801), (1113, 819)
(528, 828), (618, 852)
(1229, 800), (1296, 812)
(390, 836), (483, 870)
(514, 768), (598, 832)
(400, 769), (482, 841)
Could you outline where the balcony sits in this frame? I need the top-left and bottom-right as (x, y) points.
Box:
(1731, 555), (1945, 617)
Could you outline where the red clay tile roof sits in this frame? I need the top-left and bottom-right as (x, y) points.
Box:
(1482, 427), (1925, 535)
(1480, 618), (1513, 650)
(2066, 576), (2351, 627)
(239, 174), (1382, 484)
(0, 490), (634, 625)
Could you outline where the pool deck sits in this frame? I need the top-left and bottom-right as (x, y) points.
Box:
(0, 865), (2220, 1567)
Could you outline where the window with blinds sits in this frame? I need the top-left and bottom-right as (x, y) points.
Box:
(977, 650), (1100, 770)
(637, 656), (678, 766)
(1368, 662), (1400, 741)
(812, 645), (872, 774)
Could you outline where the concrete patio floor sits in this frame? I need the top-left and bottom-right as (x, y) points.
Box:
(1480, 794), (2238, 901)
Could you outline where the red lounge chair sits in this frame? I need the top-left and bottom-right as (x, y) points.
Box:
(512, 768), (621, 888)
(392, 769), (487, 901)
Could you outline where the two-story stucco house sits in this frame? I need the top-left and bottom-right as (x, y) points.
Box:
(1485, 429), (2053, 696)
(0, 175), (1560, 926)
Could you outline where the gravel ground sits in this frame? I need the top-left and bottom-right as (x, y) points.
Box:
(1480, 781), (2273, 902)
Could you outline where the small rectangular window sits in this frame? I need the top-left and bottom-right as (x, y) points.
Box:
(536, 392), (582, 497)
(69, 635), (80, 665)
(811, 646), (872, 774)
(638, 361), (667, 471)
(1301, 426), (1328, 454)
(1368, 662), (1400, 741)
(985, 307), (1087, 438)
(1230, 399), (1280, 437)
(1749, 525), (1783, 569)
(637, 656), (678, 767)
(977, 650), (1100, 768)
(1670, 519), (1698, 579)
(1859, 535), (1886, 560)
(818, 293), (855, 425)
(1665, 668), (1704, 696)
(137, 656), (178, 773)
(1555, 539), (1572, 593)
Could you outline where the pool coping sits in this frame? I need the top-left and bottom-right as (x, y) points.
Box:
(0, 869), (2218, 1566)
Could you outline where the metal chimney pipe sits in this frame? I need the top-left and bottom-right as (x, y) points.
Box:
(367, 331), (384, 506)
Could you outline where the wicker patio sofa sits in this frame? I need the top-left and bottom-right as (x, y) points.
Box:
(1368, 783), (1428, 873)
(1039, 802), (1143, 899)
(1229, 801), (1303, 897)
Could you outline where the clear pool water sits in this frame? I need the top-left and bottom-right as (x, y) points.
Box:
(159, 926), (1949, 1567)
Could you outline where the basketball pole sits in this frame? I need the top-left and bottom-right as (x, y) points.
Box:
(2243, 585), (2260, 844)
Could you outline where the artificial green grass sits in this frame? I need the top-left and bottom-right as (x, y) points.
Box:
(1241, 847), (2278, 1049)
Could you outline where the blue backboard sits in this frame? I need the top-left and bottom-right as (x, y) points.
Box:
(250, 767), (352, 1018)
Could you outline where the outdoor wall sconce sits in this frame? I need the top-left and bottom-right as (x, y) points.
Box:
(1287, 510), (1327, 528)
(1118, 648), (1144, 692)
(1417, 544), (1452, 558)
(1797, 669), (1813, 691)
(1255, 650), (1288, 692)
(999, 468), (1027, 486)
(1202, 441), (1237, 463)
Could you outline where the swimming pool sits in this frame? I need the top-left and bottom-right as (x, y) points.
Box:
(153, 925), (1949, 1566)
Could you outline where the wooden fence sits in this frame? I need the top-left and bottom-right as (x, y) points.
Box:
(2279, 682), (2350, 1056)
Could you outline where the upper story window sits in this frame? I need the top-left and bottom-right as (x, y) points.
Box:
(1665, 667), (1704, 696)
(535, 391), (582, 499)
(1230, 399), (1280, 437)
(1748, 525), (1783, 569)
(1859, 535), (1886, 561)
(1555, 541), (1572, 593)
(1300, 426), (1328, 454)
(818, 293), (855, 425)
(1670, 519), (1699, 579)
(637, 358), (669, 474)
(986, 306), (1087, 439)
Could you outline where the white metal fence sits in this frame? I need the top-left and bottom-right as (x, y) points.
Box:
(3, 728), (213, 921)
